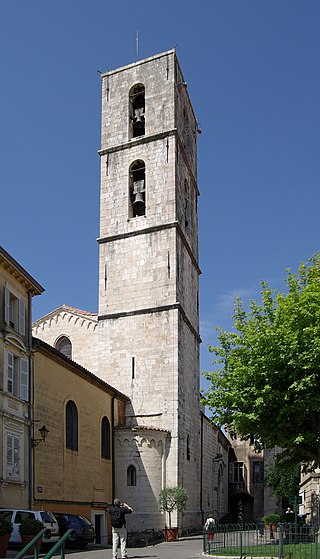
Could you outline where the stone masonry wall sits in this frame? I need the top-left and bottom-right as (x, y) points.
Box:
(33, 310), (98, 374)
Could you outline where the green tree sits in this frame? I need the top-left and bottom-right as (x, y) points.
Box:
(159, 486), (188, 528)
(202, 254), (320, 469)
(265, 451), (300, 498)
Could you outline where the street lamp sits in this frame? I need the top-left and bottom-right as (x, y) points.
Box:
(32, 424), (49, 447)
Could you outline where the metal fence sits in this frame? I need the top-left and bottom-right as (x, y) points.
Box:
(203, 523), (319, 559)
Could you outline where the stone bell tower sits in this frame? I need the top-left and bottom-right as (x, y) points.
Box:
(97, 49), (202, 532)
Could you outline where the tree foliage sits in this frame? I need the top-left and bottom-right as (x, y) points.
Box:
(159, 486), (188, 528)
(202, 254), (320, 468)
(264, 451), (300, 498)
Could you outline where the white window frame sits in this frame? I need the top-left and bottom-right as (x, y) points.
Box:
(4, 287), (26, 335)
(229, 461), (244, 483)
(6, 350), (29, 401)
(20, 358), (29, 401)
(6, 432), (22, 482)
(7, 351), (14, 395)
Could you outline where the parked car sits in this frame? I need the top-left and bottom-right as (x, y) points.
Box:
(0, 509), (59, 545)
(52, 513), (95, 548)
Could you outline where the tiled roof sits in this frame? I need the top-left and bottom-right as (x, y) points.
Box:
(60, 304), (97, 317)
(33, 304), (97, 326)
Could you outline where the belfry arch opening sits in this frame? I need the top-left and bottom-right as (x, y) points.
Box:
(129, 160), (146, 217)
(129, 84), (145, 138)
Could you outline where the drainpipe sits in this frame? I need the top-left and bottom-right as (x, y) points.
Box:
(111, 395), (116, 503)
(200, 412), (204, 525)
(27, 291), (33, 508)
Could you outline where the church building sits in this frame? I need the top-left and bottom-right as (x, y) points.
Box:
(33, 49), (229, 535)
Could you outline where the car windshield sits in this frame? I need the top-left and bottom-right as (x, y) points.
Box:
(40, 512), (56, 523)
(78, 515), (93, 525)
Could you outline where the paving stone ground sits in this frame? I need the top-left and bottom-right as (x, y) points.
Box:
(6, 535), (206, 559)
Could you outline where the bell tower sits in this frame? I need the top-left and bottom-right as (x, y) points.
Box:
(97, 50), (202, 532)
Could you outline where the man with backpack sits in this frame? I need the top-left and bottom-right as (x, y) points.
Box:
(108, 498), (133, 559)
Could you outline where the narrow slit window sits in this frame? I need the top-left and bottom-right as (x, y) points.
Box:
(184, 179), (191, 229)
(101, 417), (111, 460)
(66, 400), (78, 451)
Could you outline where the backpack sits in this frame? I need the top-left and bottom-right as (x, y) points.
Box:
(110, 507), (123, 528)
(206, 520), (215, 531)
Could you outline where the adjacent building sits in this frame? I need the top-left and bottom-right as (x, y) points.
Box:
(228, 434), (279, 523)
(32, 337), (128, 543)
(0, 246), (44, 507)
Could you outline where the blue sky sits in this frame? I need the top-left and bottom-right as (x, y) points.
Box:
(1, 1), (319, 384)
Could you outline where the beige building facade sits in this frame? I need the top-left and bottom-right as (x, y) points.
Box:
(32, 337), (128, 543)
(299, 470), (320, 524)
(0, 246), (44, 508)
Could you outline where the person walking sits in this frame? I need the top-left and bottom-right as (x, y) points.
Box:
(204, 516), (216, 541)
(108, 498), (133, 559)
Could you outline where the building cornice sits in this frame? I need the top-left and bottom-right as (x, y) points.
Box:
(97, 221), (201, 275)
(32, 305), (97, 331)
(99, 302), (201, 343)
(98, 128), (199, 197)
(0, 246), (44, 296)
(100, 49), (176, 78)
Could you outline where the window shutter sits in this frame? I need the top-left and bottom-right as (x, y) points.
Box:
(6, 433), (13, 478)
(13, 436), (21, 479)
(4, 287), (10, 324)
(18, 300), (26, 335)
(7, 351), (14, 394)
(20, 358), (29, 401)
(6, 433), (21, 481)
(13, 356), (19, 398)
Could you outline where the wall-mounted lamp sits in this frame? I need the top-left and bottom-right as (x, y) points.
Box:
(32, 425), (49, 447)
(213, 452), (223, 463)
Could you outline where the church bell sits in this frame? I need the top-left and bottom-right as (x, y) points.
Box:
(133, 108), (145, 128)
(133, 191), (145, 211)
(132, 179), (145, 213)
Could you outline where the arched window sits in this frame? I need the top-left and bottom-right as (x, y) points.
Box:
(66, 400), (78, 451)
(129, 160), (146, 218)
(129, 84), (145, 138)
(127, 465), (136, 486)
(55, 336), (72, 360)
(101, 416), (111, 459)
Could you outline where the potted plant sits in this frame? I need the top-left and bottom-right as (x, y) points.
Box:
(262, 514), (280, 539)
(159, 485), (188, 541)
(19, 518), (44, 551)
(0, 516), (13, 558)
